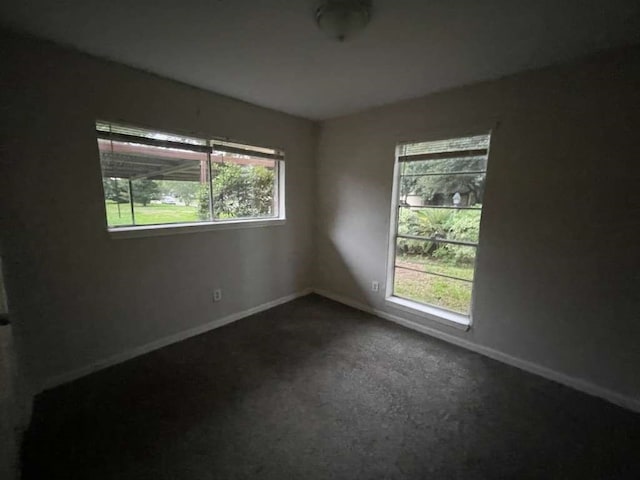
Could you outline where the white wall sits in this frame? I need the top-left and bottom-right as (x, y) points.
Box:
(0, 32), (317, 391)
(315, 46), (640, 404)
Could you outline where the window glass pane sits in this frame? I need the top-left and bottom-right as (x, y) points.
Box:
(214, 140), (282, 158)
(395, 238), (476, 281)
(399, 170), (486, 207)
(397, 207), (482, 243)
(96, 122), (207, 147)
(102, 178), (133, 227)
(392, 133), (490, 317)
(211, 152), (278, 220)
(98, 138), (210, 227)
(131, 178), (208, 226)
(97, 122), (284, 229)
(401, 134), (490, 156)
(393, 268), (472, 315)
(400, 156), (486, 175)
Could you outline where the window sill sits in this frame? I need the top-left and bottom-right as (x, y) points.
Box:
(385, 296), (471, 331)
(108, 218), (286, 239)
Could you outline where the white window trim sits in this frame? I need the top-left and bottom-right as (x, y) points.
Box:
(385, 127), (496, 329)
(385, 146), (471, 326)
(97, 121), (287, 238)
(386, 296), (471, 331)
(108, 217), (286, 239)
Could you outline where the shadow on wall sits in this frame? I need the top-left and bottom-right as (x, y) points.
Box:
(316, 220), (374, 307)
(316, 156), (391, 307)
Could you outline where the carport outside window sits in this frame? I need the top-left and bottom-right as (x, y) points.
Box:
(96, 122), (284, 229)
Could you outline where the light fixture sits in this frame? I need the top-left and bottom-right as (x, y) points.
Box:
(315, 0), (372, 42)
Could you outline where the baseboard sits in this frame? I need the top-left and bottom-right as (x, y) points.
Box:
(313, 288), (640, 414)
(39, 287), (640, 414)
(40, 288), (313, 392)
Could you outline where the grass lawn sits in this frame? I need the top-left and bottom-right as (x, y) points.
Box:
(394, 255), (475, 314)
(106, 202), (199, 227)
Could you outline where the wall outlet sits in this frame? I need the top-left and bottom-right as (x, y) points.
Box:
(371, 281), (379, 292)
(213, 289), (222, 302)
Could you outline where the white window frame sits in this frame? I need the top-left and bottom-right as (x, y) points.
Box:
(96, 121), (286, 239)
(385, 130), (493, 330)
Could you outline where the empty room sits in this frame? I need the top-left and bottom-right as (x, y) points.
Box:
(1, 1), (639, 478)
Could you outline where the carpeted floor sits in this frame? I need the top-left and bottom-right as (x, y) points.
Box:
(22, 294), (640, 479)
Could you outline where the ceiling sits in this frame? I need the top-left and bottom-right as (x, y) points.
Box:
(2, 0), (640, 120)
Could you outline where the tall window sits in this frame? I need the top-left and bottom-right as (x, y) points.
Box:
(96, 122), (284, 229)
(388, 133), (491, 319)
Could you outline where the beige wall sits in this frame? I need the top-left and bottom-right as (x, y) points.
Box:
(0, 32), (317, 390)
(315, 46), (640, 402)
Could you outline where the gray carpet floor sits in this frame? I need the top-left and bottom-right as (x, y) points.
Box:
(22, 294), (640, 479)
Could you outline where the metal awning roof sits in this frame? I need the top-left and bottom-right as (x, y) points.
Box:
(96, 122), (283, 182)
(100, 152), (203, 182)
(98, 139), (276, 181)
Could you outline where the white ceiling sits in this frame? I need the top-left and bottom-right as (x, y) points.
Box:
(2, 0), (640, 120)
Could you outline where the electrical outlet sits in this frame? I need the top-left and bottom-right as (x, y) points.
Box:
(213, 289), (222, 302)
(371, 281), (379, 292)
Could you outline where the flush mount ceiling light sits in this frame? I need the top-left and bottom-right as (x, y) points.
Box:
(315, 0), (372, 41)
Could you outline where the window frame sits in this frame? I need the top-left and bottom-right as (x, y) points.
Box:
(95, 121), (286, 239)
(385, 130), (493, 330)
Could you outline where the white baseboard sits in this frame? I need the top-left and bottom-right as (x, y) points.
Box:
(40, 288), (313, 392)
(39, 287), (640, 414)
(313, 288), (640, 414)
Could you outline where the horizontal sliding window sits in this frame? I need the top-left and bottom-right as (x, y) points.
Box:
(96, 122), (284, 230)
(388, 133), (491, 318)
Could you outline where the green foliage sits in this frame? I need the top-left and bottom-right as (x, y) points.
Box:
(399, 163), (421, 201)
(157, 181), (200, 206)
(448, 209), (482, 242)
(104, 161), (276, 224)
(397, 207), (481, 265)
(131, 179), (160, 207)
(105, 202), (197, 227)
(432, 209), (481, 265)
(397, 208), (450, 256)
(417, 172), (485, 206)
(394, 207), (481, 313)
(394, 269), (472, 314)
(173, 182), (199, 206)
(197, 183), (210, 221)
(400, 157), (486, 206)
(397, 208), (419, 235)
(414, 209), (452, 238)
(102, 178), (129, 204)
(211, 163), (275, 219)
(102, 178), (130, 220)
